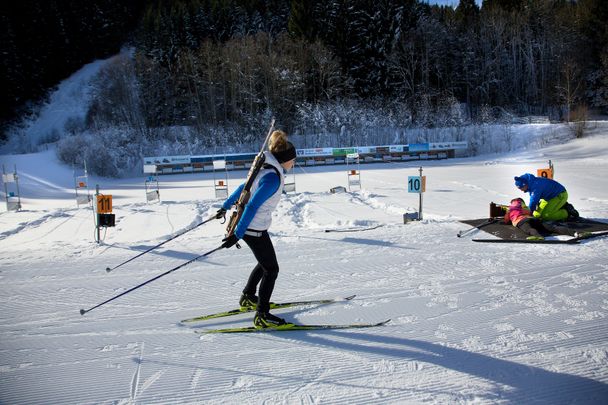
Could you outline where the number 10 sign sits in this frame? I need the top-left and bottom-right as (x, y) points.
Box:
(408, 176), (426, 193)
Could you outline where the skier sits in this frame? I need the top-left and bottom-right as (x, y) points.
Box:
(514, 173), (579, 221)
(503, 197), (586, 240)
(216, 130), (297, 328)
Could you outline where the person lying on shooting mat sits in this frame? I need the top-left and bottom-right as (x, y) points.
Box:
(504, 197), (588, 241)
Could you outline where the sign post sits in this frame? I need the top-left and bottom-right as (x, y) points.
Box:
(74, 161), (91, 207)
(2, 164), (21, 211)
(284, 169), (296, 193)
(95, 185), (115, 243)
(143, 164), (160, 203)
(346, 153), (361, 191)
(537, 160), (554, 179)
(407, 167), (426, 221)
(213, 159), (228, 199)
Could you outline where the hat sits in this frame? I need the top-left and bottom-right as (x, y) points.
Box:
(514, 176), (528, 188)
(272, 142), (297, 163)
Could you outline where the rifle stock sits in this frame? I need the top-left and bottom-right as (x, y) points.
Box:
(225, 190), (250, 236)
(489, 201), (508, 218)
(225, 211), (239, 237)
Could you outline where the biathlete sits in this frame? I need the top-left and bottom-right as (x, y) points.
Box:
(216, 130), (297, 328)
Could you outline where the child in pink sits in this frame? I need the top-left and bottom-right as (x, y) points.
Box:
(504, 198), (575, 240)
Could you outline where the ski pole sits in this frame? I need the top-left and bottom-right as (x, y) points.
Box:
(324, 224), (384, 233)
(81, 245), (224, 315)
(106, 215), (219, 273)
(457, 218), (498, 238)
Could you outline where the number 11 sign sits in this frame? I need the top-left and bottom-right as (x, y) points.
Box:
(96, 195), (112, 213)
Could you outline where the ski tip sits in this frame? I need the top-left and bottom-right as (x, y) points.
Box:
(344, 294), (357, 301)
(105, 267), (112, 272)
(79, 309), (86, 316)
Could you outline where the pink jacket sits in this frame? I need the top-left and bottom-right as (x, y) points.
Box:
(504, 200), (531, 226)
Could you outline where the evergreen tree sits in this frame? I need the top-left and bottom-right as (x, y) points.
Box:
(288, 0), (316, 40)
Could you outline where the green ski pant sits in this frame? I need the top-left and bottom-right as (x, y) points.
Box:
(533, 191), (568, 221)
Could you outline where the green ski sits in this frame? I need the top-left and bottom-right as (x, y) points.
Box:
(180, 295), (356, 324)
(196, 319), (391, 334)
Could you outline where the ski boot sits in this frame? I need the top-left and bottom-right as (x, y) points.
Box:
(564, 203), (579, 221)
(239, 293), (258, 310)
(253, 311), (289, 329)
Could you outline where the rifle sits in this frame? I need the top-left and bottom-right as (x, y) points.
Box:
(489, 201), (508, 218)
(225, 119), (276, 239)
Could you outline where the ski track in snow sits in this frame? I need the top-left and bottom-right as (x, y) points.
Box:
(2, 128), (608, 404)
(0, 210), (75, 241)
(130, 342), (144, 400)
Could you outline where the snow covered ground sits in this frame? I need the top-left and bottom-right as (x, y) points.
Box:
(1, 127), (608, 404)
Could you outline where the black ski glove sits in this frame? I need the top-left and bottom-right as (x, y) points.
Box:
(221, 234), (239, 249)
(215, 207), (227, 219)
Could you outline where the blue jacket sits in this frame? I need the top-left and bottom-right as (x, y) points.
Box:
(517, 173), (566, 212)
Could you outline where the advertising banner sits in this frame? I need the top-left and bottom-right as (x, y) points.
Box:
(408, 143), (430, 152)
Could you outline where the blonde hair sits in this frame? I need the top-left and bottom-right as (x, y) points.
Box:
(268, 130), (289, 153)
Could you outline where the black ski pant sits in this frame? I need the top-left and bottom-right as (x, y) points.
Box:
(242, 230), (279, 313)
(517, 218), (575, 237)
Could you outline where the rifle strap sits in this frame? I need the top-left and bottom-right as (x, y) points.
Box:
(263, 163), (281, 179)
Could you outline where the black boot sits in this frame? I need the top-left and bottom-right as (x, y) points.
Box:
(253, 311), (289, 328)
(239, 293), (258, 310)
(564, 203), (579, 220)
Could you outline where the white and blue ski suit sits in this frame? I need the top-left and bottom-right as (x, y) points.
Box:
(221, 152), (285, 313)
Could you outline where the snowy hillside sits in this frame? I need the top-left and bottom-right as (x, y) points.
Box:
(1, 56), (111, 154)
(1, 129), (608, 404)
